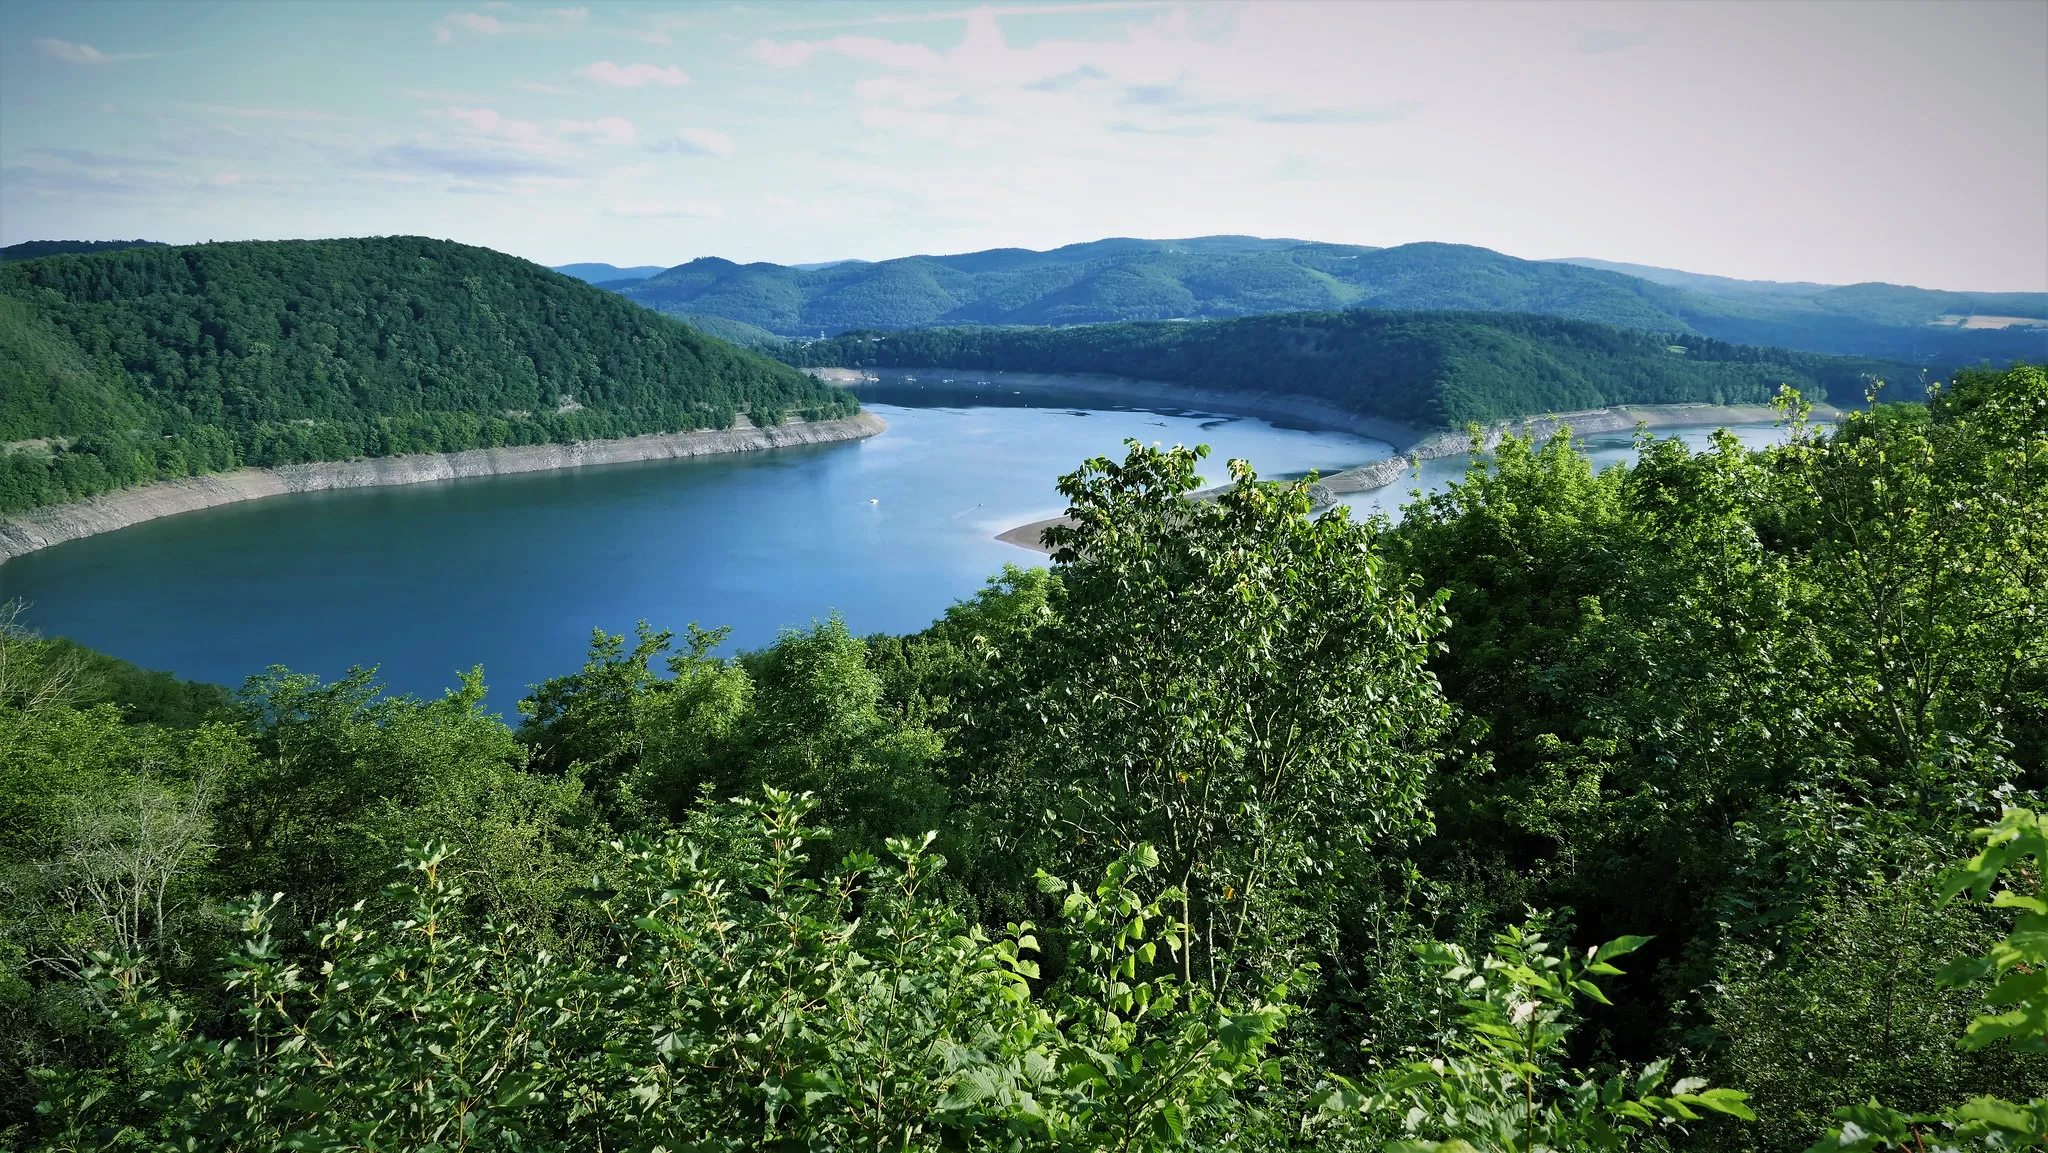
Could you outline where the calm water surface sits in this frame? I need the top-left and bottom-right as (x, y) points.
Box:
(0, 392), (1796, 710)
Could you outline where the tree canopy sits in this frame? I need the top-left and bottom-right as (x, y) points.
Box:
(0, 237), (859, 513)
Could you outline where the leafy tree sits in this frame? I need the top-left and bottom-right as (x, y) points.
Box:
(1313, 919), (1752, 1152)
(43, 794), (1292, 1151)
(963, 440), (1451, 998)
(1807, 807), (2048, 1152)
(216, 665), (594, 933)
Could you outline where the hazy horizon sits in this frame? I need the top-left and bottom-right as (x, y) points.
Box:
(4, 0), (2044, 292)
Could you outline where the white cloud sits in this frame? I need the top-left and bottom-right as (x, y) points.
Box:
(579, 62), (690, 88)
(749, 35), (943, 71)
(772, 2), (1170, 33)
(435, 12), (502, 43)
(435, 8), (583, 44)
(742, 6), (1433, 156)
(35, 39), (111, 65)
(663, 127), (734, 156)
(514, 81), (574, 95)
(434, 107), (638, 159)
(445, 106), (542, 145)
(607, 198), (724, 218)
(198, 105), (354, 122)
(749, 39), (818, 69)
(375, 144), (566, 179)
(561, 117), (637, 143)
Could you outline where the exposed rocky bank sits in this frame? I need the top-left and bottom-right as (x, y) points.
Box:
(1317, 401), (1822, 494)
(805, 367), (1425, 448)
(986, 389), (1835, 554)
(0, 412), (887, 564)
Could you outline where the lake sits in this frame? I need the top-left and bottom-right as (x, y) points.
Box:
(0, 389), (1798, 711)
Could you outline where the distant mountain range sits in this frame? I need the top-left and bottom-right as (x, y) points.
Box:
(552, 262), (667, 285)
(563, 237), (2047, 365)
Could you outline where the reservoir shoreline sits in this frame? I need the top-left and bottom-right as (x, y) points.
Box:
(805, 367), (1428, 448)
(0, 411), (887, 565)
(953, 370), (1839, 553)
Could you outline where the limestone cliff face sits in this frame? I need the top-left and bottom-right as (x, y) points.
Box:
(0, 412), (887, 563)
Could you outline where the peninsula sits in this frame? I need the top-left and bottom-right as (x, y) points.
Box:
(1, 237), (862, 520)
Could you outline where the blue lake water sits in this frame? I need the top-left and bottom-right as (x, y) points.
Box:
(0, 390), (1799, 711)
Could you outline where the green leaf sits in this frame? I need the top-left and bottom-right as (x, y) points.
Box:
(1594, 935), (1653, 963)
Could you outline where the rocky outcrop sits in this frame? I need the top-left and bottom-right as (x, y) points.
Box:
(0, 412), (887, 563)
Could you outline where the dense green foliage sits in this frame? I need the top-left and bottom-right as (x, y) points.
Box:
(0, 242), (167, 265)
(611, 235), (2046, 364)
(0, 238), (858, 513)
(780, 310), (1914, 426)
(2, 363), (2043, 1150)
(667, 310), (786, 347)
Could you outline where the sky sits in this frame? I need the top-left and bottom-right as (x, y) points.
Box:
(2, 0), (2044, 291)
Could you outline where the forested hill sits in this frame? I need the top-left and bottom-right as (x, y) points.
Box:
(778, 310), (1918, 427)
(0, 239), (167, 263)
(0, 237), (858, 514)
(607, 235), (2047, 364)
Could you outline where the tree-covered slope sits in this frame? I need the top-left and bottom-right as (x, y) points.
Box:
(621, 239), (1679, 336)
(780, 309), (1917, 427)
(1553, 258), (2048, 360)
(0, 237), (857, 514)
(609, 236), (2046, 365)
(0, 239), (168, 263)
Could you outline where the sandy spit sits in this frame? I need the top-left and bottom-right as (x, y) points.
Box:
(0, 411), (887, 564)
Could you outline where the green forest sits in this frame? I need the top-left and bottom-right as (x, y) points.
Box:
(0, 242), (168, 265)
(3, 363), (2042, 1152)
(0, 238), (859, 514)
(611, 237), (2047, 365)
(778, 311), (1922, 427)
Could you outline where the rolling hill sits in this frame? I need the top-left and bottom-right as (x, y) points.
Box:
(2, 239), (168, 263)
(778, 311), (1923, 428)
(551, 262), (667, 286)
(0, 237), (858, 514)
(600, 237), (2046, 365)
